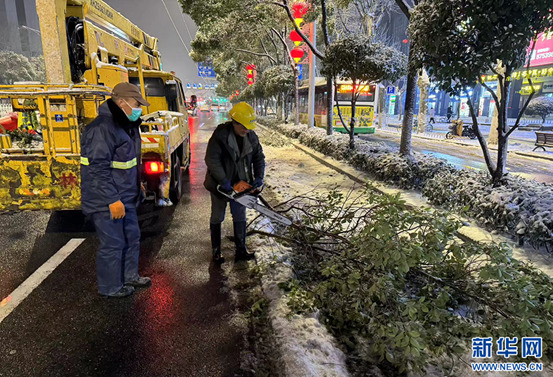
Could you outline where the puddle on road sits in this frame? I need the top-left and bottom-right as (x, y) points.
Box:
(419, 150), (487, 171)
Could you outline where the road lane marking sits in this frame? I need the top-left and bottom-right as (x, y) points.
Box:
(199, 122), (205, 128)
(0, 238), (85, 325)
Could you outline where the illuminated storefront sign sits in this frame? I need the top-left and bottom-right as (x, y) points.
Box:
(480, 67), (553, 82)
(337, 84), (375, 94)
(479, 32), (553, 82)
(529, 31), (553, 67)
(519, 84), (542, 95)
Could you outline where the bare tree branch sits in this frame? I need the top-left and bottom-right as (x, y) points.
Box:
(261, 40), (277, 66)
(267, 30), (282, 63)
(465, 93), (496, 175)
(334, 82), (351, 134)
(321, 0), (331, 46)
(236, 48), (277, 64)
(269, 0), (325, 59)
(506, 38), (539, 139)
(271, 27), (295, 68)
(394, 0), (412, 19)
(478, 77), (501, 113)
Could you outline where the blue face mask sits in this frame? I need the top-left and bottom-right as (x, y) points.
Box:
(124, 100), (143, 122)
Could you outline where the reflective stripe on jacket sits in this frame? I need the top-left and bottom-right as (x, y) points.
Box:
(80, 99), (142, 215)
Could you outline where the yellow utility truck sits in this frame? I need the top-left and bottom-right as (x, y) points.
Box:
(0, 0), (190, 211)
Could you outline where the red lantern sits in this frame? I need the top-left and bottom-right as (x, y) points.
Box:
(247, 73), (253, 79)
(289, 30), (302, 46)
(290, 47), (304, 63)
(292, 2), (308, 18)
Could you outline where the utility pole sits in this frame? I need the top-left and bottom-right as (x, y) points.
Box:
(307, 21), (316, 128)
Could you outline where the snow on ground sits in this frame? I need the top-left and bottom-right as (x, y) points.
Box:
(253, 125), (553, 376)
(250, 235), (350, 377)
(238, 128), (361, 377)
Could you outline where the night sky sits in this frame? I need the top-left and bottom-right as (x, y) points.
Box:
(104, 0), (213, 96)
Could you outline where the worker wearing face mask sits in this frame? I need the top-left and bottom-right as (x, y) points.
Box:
(81, 82), (152, 298)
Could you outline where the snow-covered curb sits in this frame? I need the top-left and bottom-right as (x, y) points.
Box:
(249, 234), (350, 377)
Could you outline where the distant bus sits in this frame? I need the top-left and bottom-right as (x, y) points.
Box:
(298, 79), (378, 134)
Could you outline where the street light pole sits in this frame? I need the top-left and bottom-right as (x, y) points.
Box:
(307, 21), (316, 128)
(20, 25), (41, 36)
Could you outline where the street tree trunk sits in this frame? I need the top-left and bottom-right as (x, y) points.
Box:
(377, 85), (386, 129)
(417, 68), (430, 133)
(488, 61), (505, 146)
(277, 93), (283, 121)
(493, 78), (511, 185)
(350, 96), (356, 149)
(399, 49), (417, 156)
(295, 73), (300, 126)
(326, 77), (334, 135)
(398, 90), (404, 121)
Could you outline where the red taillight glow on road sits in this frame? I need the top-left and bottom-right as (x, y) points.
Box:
(145, 161), (164, 174)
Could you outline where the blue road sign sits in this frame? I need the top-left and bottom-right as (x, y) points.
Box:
(193, 84), (197, 89)
(186, 83), (191, 88)
(198, 62), (216, 78)
(298, 65), (303, 80)
(387, 86), (396, 95)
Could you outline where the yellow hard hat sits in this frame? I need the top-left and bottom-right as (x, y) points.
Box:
(229, 102), (257, 130)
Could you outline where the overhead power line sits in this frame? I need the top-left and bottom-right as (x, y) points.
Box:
(159, 0), (207, 86)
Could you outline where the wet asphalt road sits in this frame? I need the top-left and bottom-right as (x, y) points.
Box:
(0, 112), (243, 377)
(361, 131), (553, 184)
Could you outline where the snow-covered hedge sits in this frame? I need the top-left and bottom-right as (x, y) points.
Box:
(260, 119), (553, 250)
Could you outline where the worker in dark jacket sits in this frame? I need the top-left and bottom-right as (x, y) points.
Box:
(81, 82), (151, 298)
(204, 102), (265, 263)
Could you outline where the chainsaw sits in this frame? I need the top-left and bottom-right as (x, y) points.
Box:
(217, 181), (292, 226)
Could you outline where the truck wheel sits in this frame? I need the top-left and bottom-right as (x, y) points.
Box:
(169, 156), (183, 203)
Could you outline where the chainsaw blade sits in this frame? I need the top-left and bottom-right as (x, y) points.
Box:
(234, 195), (292, 226)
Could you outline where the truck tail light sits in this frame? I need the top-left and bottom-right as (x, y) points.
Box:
(145, 161), (164, 174)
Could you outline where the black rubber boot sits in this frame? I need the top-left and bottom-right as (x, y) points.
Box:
(210, 223), (224, 263)
(234, 221), (254, 262)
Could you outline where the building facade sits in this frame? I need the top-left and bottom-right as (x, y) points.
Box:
(379, 10), (553, 121)
(0, 0), (42, 57)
